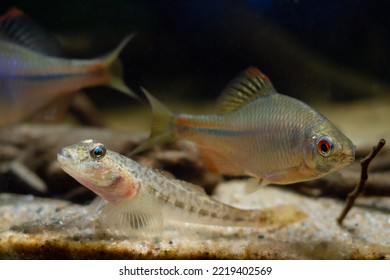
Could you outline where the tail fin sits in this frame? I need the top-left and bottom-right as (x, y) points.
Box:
(130, 88), (176, 155)
(252, 204), (308, 228)
(102, 33), (139, 100)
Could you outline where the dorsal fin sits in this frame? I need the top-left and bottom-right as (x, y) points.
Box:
(0, 7), (63, 56)
(0, 7), (23, 22)
(215, 67), (276, 114)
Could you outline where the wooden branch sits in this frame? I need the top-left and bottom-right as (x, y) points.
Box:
(337, 139), (386, 225)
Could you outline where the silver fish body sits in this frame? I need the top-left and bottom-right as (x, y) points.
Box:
(0, 39), (104, 76)
(177, 93), (355, 184)
(0, 7), (137, 126)
(134, 67), (356, 185)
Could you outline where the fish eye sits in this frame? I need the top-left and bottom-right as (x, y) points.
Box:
(316, 136), (334, 157)
(89, 144), (106, 160)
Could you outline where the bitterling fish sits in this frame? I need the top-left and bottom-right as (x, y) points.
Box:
(0, 7), (137, 125)
(133, 67), (355, 185)
(57, 139), (307, 238)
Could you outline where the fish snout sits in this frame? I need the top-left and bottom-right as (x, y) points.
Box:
(57, 148), (74, 165)
(341, 146), (356, 164)
(343, 154), (355, 164)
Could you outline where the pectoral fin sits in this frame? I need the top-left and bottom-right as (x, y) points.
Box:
(244, 177), (269, 194)
(99, 189), (163, 239)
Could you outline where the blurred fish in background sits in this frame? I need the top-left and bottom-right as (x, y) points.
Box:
(2, 0), (387, 106)
(0, 7), (137, 126)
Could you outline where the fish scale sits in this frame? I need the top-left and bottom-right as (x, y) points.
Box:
(58, 139), (307, 238)
(137, 165), (264, 226)
(133, 67), (355, 185)
(138, 165), (306, 228)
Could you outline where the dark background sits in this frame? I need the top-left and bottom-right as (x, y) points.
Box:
(1, 0), (389, 105)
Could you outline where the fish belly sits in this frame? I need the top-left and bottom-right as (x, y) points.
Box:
(0, 73), (106, 125)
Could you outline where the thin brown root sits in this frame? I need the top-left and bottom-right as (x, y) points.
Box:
(337, 138), (386, 225)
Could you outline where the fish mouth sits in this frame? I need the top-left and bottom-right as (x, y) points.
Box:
(341, 156), (355, 166)
(57, 148), (74, 167)
(340, 151), (355, 165)
(339, 142), (356, 165)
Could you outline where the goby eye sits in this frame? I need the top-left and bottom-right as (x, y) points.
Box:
(89, 144), (106, 159)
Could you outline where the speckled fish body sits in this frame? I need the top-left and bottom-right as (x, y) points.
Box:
(0, 8), (137, 125)
(57, 140), (307, 238)
(134, 67), (355, 185)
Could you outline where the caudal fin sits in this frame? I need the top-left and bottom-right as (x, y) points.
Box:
(253, 204), (308, 228)
(101, 33), (139, 100)
(130, 88), (176, 155)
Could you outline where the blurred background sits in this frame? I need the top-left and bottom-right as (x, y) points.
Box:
(1, 0), (389, 140)
(1, 0), (389, 200)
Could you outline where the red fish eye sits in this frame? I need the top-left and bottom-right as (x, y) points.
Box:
(317, 137), (333, 157)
